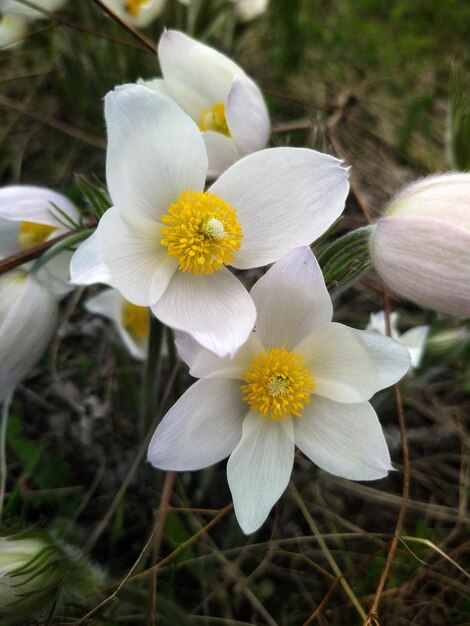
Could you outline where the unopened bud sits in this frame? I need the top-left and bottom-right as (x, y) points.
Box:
(370, 173), (470, 317)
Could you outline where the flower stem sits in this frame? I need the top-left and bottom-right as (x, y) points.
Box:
(141, 315), (165, 436)
(0, 394), (12, 525)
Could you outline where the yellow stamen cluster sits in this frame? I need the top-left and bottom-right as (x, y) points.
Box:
(241, 347), (315, 421)
(160, 190), (243, 276)
(18, 221), (56, 249)
(198, 103), (231, 137)
(121, 302), (150, 339)
(126, 0), (150, 17)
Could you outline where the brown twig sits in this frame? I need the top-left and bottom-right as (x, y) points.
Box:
(365, 291), (410, 625)
(0, 230), (77, 276)
(90, 0), (157, 54)
(146, 471), (176, 626)
(321, 130), (411, 624)
(128, 503), (234, 583)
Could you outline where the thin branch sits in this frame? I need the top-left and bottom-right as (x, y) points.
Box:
(90, 0), (157, 54)
(0, 230), (77, 276)
(146, 471), (175, 626)
(365, 288), (410, 625)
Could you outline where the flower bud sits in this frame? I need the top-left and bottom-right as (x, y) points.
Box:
(370, 173), (470, 317)
(0, 530), (104, 624)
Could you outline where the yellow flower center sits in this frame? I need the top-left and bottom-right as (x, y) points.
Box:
(126, 0), (150, 16)
(198, 103), (231, 137)
(121, 302), (149, 339)
(18, 222), (56, 249)
(241, 347), (315, 421)
(160, 190), (243, 276)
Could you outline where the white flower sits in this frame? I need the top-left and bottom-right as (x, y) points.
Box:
(0, 14), (27, 48)
(71, 85), (349, 356)
(99, 0), (166, 28)
(0, 268), (58, 402)
(0, 0), (66, 20)
(141, 30), (271, 177)
(230, 0), (269, 22)
(366, 311), (429, 368)
(148, 247), (411, 534)
(0, 185), (79, 297)
(85, 288), (149, 360)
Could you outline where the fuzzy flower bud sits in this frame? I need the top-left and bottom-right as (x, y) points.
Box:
(370, 173), (470, 317)
(0, 530), (104, 624)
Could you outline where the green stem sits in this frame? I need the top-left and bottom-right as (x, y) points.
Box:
(0, 393), (12, 525)
(141, 315), (164, 436)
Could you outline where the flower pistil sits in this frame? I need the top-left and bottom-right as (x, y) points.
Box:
(241, 347), (315, 420)
(160, 190), (243, 276)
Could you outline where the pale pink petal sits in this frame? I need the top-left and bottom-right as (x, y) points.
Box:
(105, 84), (207, 223)
(371, 216), (470, 317)
(148, 378), (246, 470)
(152, 266), (256, 357)
(250, 247), (332, 349)
(210, 148), (349, 269)
(294, 396), (392, 480)
(227, 411), (294, 534)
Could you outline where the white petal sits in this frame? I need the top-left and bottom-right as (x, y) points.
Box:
(227, 411), (294, 534)
(158, 30), (243, 120)
(70, 230), (113, 286)
(148, 378), (246, 470)
(250, 247), (332, 349)
(297, 323), (378, 403)
(294, 396), (392, 480)
(0, 217), (21, 256)
(104, 84), (207, 223)
(348, 328), (411, 388)
(98, 208), (178, 306)
(178, 331), (264, 380)
(225, 73), (270, 156)
(85, 287), (122, 323)
(0, 272), (57, 402)
(210, 148), (349, 269)
(152, 266), (256, 357)
(399, 325), (429, 368)
(203, 132), (242, 178)
(136, 77), (171, 96)
(85, 288), (148, 360)
(366, 310), (400, 340)
(35, 250), (74, 299)
(106, 0), (166, 28)
(0, 185), (79, 227)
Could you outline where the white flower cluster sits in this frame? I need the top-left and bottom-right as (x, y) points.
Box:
(4, 28), (445, 535)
